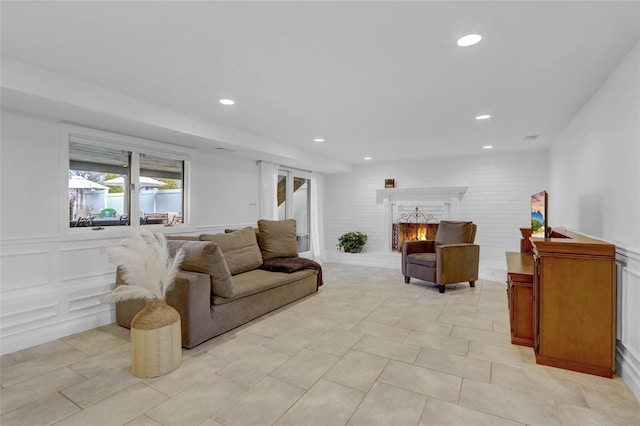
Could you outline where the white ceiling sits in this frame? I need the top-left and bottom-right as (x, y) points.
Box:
(2, 1), (639, 171)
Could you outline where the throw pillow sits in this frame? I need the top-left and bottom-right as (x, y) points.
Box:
(166, 240), (234, 298)
(257, 219), (299, 260)
(225, 227), (260, 244)
(200, 227), (263, 275)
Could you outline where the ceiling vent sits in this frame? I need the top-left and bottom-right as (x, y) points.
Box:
(524, 135), (539, 141)
(216, 147), (237, 153)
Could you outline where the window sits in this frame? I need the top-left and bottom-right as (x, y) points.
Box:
(65, 125), (189, 231)
(138, 154), (184, 226)
(278, 169), (311, 252)
(69, 143), (131, 227)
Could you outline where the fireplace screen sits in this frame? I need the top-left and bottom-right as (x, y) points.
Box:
(392, 208), (439, 252)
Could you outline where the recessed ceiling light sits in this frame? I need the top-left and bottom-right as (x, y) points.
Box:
(457, 34), (482, 47)
(483, 145), (494, 150)
(219, 99), (235, 106)
(476, 114), (491, 120)
(314, 138), (325, 142)
(363, 157), (372, 161)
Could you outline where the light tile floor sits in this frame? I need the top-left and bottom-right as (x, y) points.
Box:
(2, 263), (639, 426)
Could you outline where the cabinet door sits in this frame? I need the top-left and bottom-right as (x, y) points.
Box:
(537, 255), (614, 369)
(512, 283), (534, 345)
(507, 281), (534, 346)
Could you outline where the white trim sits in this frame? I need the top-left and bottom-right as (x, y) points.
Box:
(615, 246), (640, 401)
(375, 186), (468, 204)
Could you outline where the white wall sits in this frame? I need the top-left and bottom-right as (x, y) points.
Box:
(550, 45), (639, 249)
(0, 109), (259, 354)
(550, 42), (640, 399)
(323, 149), (550, 276)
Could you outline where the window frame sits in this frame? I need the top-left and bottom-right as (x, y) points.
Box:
(60, 124), (192, 240)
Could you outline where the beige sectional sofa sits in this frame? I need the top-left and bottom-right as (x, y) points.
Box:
(115, 220), (321, 348)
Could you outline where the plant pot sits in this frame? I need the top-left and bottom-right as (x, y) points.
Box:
(130, 298), (181, 378)
(344, 246), (362, 253)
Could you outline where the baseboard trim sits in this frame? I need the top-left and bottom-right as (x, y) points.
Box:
(616, 341), (640, 400)
(1, 310), (115, 355)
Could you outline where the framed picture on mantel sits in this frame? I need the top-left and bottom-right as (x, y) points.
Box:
(385, 179), (395, 188)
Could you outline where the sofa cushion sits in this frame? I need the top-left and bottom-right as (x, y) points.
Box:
(257, 219), (299, 260)
(200, 227), (263, 275)
(166, 240), (235, 298)
(213, 268), (316, 305)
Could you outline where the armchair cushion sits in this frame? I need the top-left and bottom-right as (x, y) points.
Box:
(406, 253), (437, 268)
(435, 221), (475, 245)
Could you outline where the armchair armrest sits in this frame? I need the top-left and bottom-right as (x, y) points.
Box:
(435, 243), (480, 284)
(402, 240), (436, 256)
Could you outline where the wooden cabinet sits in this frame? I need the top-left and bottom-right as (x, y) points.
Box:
(506, 252), (534, 347)
(532, 229), (616, 378)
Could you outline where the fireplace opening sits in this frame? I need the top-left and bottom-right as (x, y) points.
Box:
(392, 207), (439, 252)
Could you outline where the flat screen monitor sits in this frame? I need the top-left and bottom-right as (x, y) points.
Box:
(531, 190), (548, 238)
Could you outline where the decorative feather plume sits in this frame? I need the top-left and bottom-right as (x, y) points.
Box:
(100, 230), (185, 303)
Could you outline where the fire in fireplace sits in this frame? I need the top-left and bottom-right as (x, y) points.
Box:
(392, 207), (439, 252)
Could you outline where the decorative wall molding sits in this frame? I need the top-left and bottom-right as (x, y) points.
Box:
(1, 237), (116, 354)
(0, 250), (51, 291)
(194, 223), (255, 234)
(616, 247), (640, 400)
(1, 304), (59, 334)
(0, 235), (61, 246)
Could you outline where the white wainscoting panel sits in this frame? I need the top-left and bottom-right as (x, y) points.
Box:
(0, 224), (256, 355)
(59, 245), (114, 282)
(616, 246), (640, 400)
(1, 237), (118, 355)
(0, 250), (51, 291)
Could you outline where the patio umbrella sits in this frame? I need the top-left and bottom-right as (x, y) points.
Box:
(69, 176), (108, 218)
(103, 176), (167, 188)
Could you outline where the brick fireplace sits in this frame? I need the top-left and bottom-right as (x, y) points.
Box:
(375, 186), (468, 253)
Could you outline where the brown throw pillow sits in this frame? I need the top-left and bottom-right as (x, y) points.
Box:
(166, 240), (234, 298)
(200, 227), (263, 275)
(257, 219), (299, 260)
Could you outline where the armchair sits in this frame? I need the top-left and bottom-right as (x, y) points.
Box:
(402, 221), (479, 293)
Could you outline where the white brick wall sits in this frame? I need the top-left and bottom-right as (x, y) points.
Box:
(324, 149), (550, 277)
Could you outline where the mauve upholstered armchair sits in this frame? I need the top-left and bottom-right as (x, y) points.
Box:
(402, 221), (480, 293)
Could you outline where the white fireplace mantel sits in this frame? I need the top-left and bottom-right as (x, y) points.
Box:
(375, 186), (468, 204)
(376, 186), (469, 252)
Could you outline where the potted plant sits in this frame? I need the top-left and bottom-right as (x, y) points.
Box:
(337, 231), (368, 253)
(101, 230), (185, 377)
